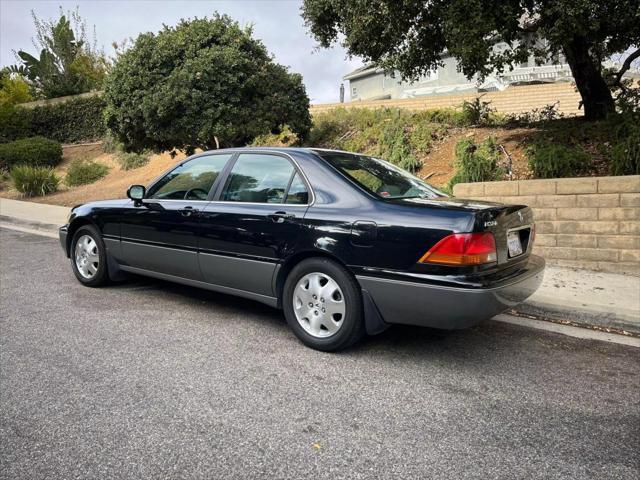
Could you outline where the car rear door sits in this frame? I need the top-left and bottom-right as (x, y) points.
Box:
(197, 152), (311, 297)
(119, 153), (234, 279)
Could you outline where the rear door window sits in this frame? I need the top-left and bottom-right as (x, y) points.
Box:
(221, 153), (300, 204)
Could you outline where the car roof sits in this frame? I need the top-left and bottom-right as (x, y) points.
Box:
(196, 146), (356, 157)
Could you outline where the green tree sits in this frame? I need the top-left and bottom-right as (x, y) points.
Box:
(0, 72), (33, 106)
(302, 0), (640, 120)
(104, 14), (311, 154)
(7, 8), (108, 99)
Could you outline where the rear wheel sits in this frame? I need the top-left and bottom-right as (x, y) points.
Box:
(283, 258), (365, 351)
(70, 225), (109, 287)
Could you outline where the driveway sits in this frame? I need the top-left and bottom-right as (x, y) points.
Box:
(1, 228), (638, 479)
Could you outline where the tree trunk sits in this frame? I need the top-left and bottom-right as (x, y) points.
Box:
(563, 39), (615, 120)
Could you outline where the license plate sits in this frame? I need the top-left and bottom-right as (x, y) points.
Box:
(507, 231), (523, 257)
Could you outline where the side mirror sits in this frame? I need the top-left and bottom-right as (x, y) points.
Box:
(127, 185), (146, 205)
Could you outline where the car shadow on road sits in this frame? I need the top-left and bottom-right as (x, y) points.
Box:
(106, 273), (481, 354)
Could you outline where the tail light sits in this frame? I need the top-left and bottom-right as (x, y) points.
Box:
(419, 232), (497, 266)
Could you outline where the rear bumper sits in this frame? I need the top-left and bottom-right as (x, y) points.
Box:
(357, 255), (545, 329)
(59, 225), (68, 256)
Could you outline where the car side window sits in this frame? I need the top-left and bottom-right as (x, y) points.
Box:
(147, 154), (232, 200)
(285, 172), (309, 204)
(221, 154), (297, 203)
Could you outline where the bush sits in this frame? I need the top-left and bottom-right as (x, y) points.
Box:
(65, 159), (110, 186)
(377, 116), (421, 172)
(11, 166), (59, 196)
(307, 108), (450, 172)
(449, 137), (504, 189)
(526, 143), (592, 178)
(0, 95), (106, 144)
(104, 14), (311, 154)
(460, 98), (499, 126)
(0, 104), (31, 143)
(117, 151), (150, 170)
(610, 118), (640, 175)
(28, 95), (106, 143)
(251, 125), (299, 147)
(0, 137), (63, 170)
(101, 132), (122, 154)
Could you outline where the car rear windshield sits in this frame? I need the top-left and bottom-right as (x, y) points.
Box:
(316, 151), (447, 200)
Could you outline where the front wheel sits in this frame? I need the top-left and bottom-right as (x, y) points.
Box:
(70, 225), (109, 287)
(283, 258), (365, 351)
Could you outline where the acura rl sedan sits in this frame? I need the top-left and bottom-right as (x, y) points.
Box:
(59, 147), (544, 351)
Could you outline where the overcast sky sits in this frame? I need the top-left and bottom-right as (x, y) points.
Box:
(0, 0), (363, 103)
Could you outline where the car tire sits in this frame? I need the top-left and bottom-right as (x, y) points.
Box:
(70, 225), (109, 287)
(283, 257), (365, 351)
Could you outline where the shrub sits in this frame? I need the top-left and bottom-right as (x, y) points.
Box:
(28, 95), (106, 143)
(460, 98), (495, 126)
(0, 137), (63, 170)
(65, 159), (110, 186)
(0, 95), (106, 144)
(11, 166), (59, 196)
(526, 143), (592, 178)
(376, 116), (421, 172)
(117, 151), (150, 171)
(251, 125), (300, 147)
(611, 135), (640, 176)
(0, 104), (31, 143)
(104, 14), (311, 154)
(449, 137), (504, 189)
(307, 107), (450, 172)
(101, 132), (122, 154)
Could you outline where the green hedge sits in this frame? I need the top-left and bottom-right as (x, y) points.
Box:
(0, 137), (63, 171)
(0, 96), (106, 144)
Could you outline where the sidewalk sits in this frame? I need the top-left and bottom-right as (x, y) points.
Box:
(1, 197), (639, 336)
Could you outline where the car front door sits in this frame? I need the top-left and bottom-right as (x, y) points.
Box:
(198, 152), (311, 297)
(119, 153), (233, 279)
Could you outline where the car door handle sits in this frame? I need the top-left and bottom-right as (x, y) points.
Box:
(178, 206), (198, 217)
(269, 211), (295, 223)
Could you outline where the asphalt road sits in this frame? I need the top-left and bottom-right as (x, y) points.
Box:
(1, 227), (638, 480)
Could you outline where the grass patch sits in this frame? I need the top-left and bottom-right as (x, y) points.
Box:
(11, 165), (59, 196)
(65, 159), (110, 186)
(117, 151), (150, 170)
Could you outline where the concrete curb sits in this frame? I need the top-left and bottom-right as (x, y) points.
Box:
(513, 301), (639, 337)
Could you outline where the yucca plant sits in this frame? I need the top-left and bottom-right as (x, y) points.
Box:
(11, 165), (59, 197)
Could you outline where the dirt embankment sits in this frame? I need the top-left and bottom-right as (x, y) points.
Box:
(1, 144), (188, 207)
(1, 126), (538, 206)
(415, 126), (536, 187)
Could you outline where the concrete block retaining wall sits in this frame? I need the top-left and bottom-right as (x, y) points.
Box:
(453, 176), (640, 275)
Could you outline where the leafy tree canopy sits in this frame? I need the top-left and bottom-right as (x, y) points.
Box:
(302, 0), (640, 119)
(0, 72), (33, 107)
(6, 7), (108, 99)
(103, 14), (312, 154)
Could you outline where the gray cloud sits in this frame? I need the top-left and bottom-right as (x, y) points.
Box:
(0, 0), (363, 103)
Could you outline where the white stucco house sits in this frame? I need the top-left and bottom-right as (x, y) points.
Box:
(343, 46), (638, 102)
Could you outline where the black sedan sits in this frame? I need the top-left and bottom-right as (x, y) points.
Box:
(59, 147), (544, 351)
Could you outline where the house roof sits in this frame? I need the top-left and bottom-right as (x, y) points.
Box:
(342, 64), (381, 81)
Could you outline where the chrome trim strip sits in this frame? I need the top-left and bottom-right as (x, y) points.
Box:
(121, 238), (197, 252)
